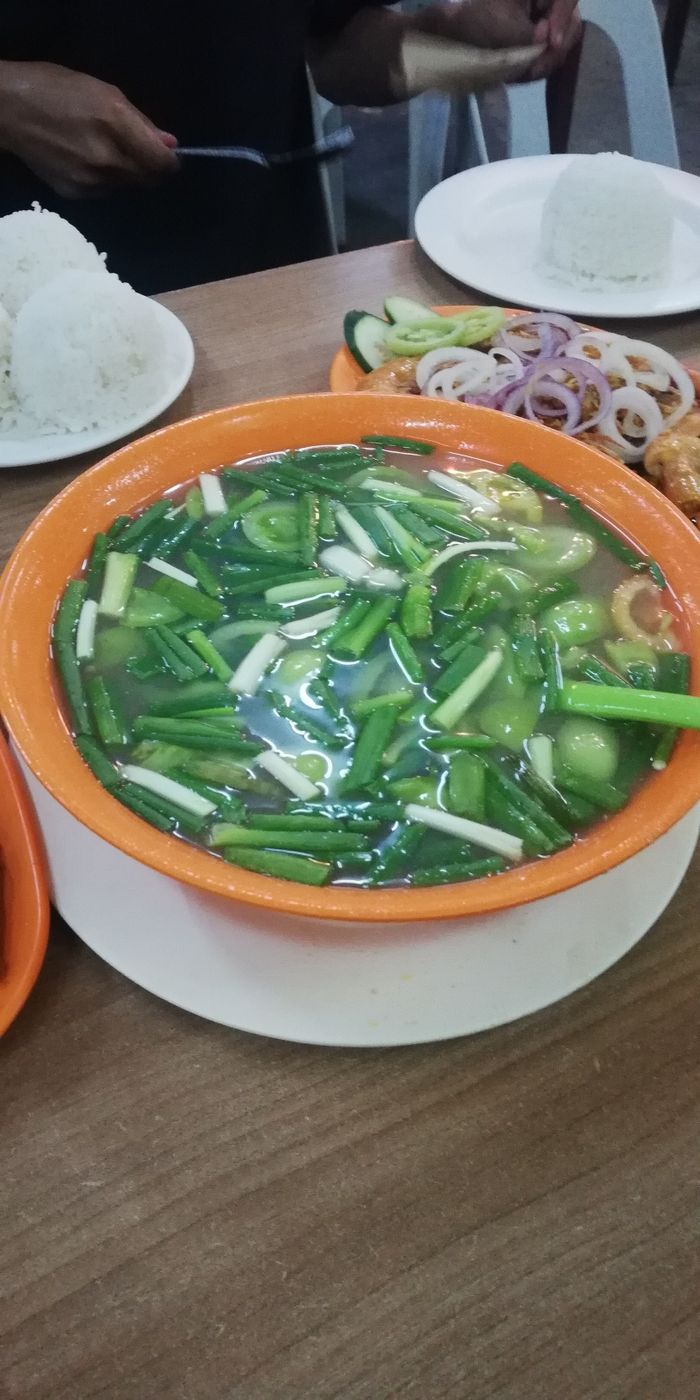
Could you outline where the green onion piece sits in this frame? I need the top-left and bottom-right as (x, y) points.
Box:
(112, 500), (170, 551)
(555, 764), (627, 812)
(211, 825), (368, 853)
(151, 575), (225, 622)
(558, 680), (700, 729)
(386, 622), (424, 682)
(401, 582), (432, 640)
(298, 493), (319, 567)
(411, 856), (505, 886)
(370, 822), (424, 884)
(85, 535), (109, 597)
(511, 613), (545, 683)
(221, 848), (332, 885)
(53, 579), (88, 643)
(351, 689), (414, 718)
(183, 550), (223, 599)
(434, 642), (487, 698)
(361, 434), (434, 454)
(85, 675), (129, 746)
(539, 628), (563, 713)
(431, 648), (502, 730)
(75, 734), (120, 788)
(185, 630), (233, 682)
(340, 596), (398, 658)
(54, 641), (93, 735)
(342, 704), (403, 793)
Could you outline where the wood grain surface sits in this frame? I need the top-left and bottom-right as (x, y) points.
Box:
(2, 241), (700, 1400)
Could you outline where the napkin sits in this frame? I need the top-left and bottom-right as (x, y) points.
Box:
(393, 32), (544, 99)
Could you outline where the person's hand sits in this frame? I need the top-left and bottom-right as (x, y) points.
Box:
(0, 61), (179, 197)
(431, 1), (582, 77)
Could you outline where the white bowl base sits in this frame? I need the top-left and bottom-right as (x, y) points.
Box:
(21, 760), (699, 1047)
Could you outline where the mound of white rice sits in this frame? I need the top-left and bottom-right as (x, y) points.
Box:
(0, 205), (106, 317)
(539, 153), (673, 289)
(0, 303), (14, 417)
(11, 269), (169, 432)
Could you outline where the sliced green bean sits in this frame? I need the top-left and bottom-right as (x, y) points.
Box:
(133, 716), (261, 753)
(351, 689), (414, 718)
(149, 681), (235, 717)
(425, 734), (496, 751)
(299, 493), (319, 567)
(267, 693), (347, 750)
(511, 614), (545, 683)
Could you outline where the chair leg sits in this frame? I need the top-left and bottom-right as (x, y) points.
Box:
(407, 91), (451, 235)
(546, 33), (584, 153)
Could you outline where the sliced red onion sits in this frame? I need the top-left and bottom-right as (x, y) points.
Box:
(497, 312), (581, 362)
(524, 381), (582, 434)
(599, 386), (665, 463)
(562, 331), (694, 432)
(416, 347), (490, 393)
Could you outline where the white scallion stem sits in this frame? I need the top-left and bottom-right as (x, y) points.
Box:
(528, 734), (554, 786)
(365, 567), (404, 591)
(199, 473), (228, 517)
(120, 766), (217, 817)
(146, 557), (198, 587)
(428, 468), (500, 515)
(421, 539), (518, 577)
(265, 575), (346, 604)
(432, 648), (503, 730)
(256, 750), (320, 799)
(319, 545), (373, 582)
(280, 607), (340, 639)
(359, 479), (421, 499)
(98, 551), (138, 619)
(228, 633), (287, 696)
(209, 620), (279, 646)
(334, 505), (379, 561)
(404, 802), (523, 862)
(75, 598), (99, 661)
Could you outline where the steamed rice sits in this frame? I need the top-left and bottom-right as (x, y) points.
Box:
(10, 269), (169, 433)
(0, 304), (14, 416)
(0, 205), (106, 317)
(539, 153), (673, 290)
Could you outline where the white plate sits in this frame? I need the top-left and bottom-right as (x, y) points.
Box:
(415, 155), (700, 319)
(19, 756), (700, 1048)
(0, 299), (194, 469)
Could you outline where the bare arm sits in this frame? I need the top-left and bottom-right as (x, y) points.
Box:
(307, 1), (581, 106)
(0, 60), (178, 198)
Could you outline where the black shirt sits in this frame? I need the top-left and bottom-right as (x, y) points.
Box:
(0, 2), (379, 291)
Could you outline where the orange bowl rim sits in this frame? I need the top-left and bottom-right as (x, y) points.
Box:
(0, 732), (50, 1034)
(1, 392), (700, 925)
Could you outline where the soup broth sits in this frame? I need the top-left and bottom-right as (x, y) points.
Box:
(52, 438), (688, 889)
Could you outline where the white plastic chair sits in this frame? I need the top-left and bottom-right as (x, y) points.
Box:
(408, 0), (680, 232)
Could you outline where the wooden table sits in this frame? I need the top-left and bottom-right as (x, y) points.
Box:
(3, 242), (700, 1400)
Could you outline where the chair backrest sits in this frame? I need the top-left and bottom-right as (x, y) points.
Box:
(503, 0), (679, 168)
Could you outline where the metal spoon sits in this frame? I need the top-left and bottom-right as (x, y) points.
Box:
(176, 125), (354, 167)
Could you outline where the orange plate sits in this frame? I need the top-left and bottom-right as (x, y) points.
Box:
(330, 304), (700, 402)
(1, 394), (700, 926)
(0, 731), (50, 1034)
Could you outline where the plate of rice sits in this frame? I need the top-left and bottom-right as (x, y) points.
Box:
(0, 207), (194, 469)
(414, 153), (700, 318)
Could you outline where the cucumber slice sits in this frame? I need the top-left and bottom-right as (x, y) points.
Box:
(383, 295), (436, 325)
(344, 310), (388, 373)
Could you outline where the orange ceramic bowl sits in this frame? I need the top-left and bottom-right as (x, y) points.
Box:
(1, 394), (700, 926)
(0, 731), (50, 1034)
